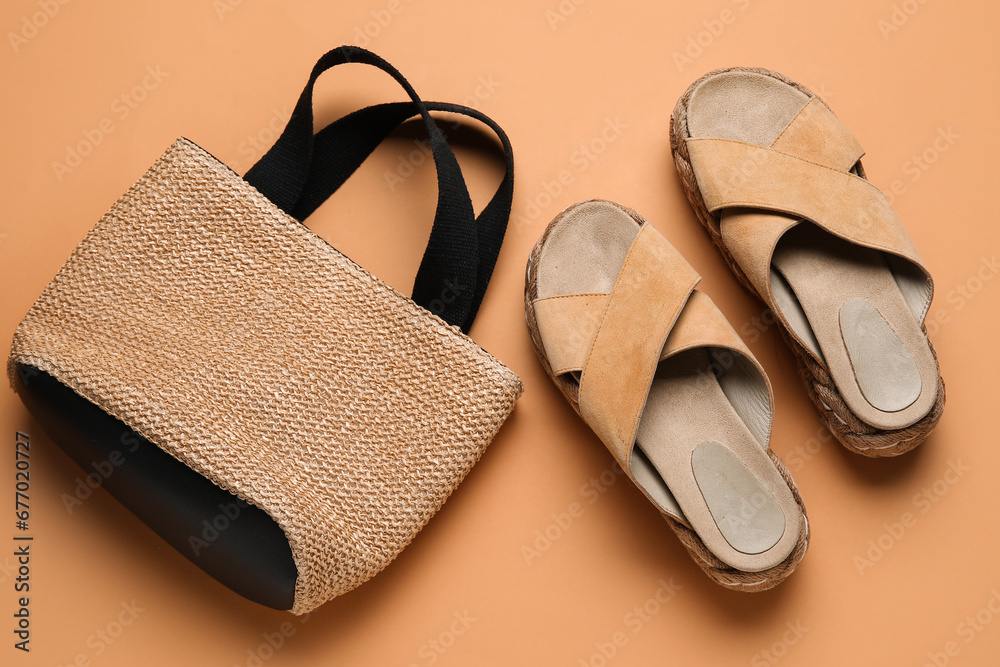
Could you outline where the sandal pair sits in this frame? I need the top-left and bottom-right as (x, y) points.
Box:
(524, 68), (944, 590)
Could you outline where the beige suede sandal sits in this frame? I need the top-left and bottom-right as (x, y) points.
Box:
(525, 199), (808, 591)
(670, 68), (945, 457)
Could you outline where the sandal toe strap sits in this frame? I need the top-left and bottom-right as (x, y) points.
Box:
(535, 223), (771, 472)
(577, 224), (699, 467)
(685, 96), (933, 327)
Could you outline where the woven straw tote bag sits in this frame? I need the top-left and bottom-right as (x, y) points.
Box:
(7, 46), (522, 614)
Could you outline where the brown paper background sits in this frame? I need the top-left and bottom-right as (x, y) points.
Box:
(1, 0), (997, 665)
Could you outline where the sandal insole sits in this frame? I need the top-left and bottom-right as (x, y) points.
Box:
(635, 348), (799, 571)
(769, 222), (938, 430)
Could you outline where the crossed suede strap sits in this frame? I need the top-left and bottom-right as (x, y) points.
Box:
(685, 98), (933, 328)
(532, 223), (767, 471)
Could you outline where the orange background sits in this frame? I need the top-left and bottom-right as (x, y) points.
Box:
(2, 0), (998, 665)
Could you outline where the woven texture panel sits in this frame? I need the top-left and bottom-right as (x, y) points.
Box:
(7, 138), (523, 614)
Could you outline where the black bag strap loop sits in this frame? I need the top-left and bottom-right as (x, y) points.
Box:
(293, 100), (514, 330)
(243, 46), (513, 333)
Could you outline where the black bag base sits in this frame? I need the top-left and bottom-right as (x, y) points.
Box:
(13, 363), (297, 610)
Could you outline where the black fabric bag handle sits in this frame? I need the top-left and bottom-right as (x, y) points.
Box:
(243, 46), (514, 333)
(294, 100), (514, 330)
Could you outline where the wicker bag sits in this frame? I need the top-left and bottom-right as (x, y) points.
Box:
(7, 47), (522, 614)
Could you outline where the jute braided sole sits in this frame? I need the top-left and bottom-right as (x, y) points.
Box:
(524, 201), (809, 591)
(668, 67), (946, 458)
